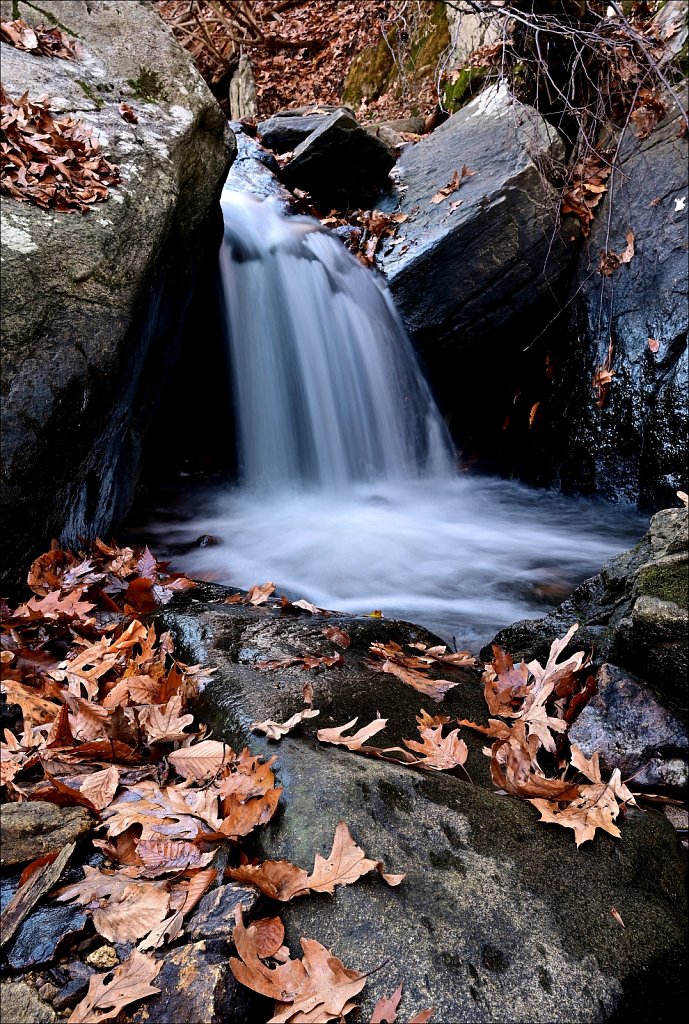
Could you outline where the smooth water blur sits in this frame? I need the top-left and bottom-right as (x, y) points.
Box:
(142, 477), (644, 651)
(219, 192), (455, 488)
(139, 193), (644, 650)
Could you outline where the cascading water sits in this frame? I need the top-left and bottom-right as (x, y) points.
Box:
(218, 192), (455, 488)
(141, 190), (644, 649)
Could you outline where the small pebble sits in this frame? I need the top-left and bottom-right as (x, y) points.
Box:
(38, 982), (59, 1002)
(86, 945), (118, 969)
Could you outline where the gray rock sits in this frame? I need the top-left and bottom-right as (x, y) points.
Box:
(487, 506), (688, 711)
(569, 664), (688, 791)
(280, 110), (396, 208)
(229, 55), (258, 121)
(258, 110), (353, 153)
(187, 882), (259, 944)
(129, 940), (267, 1024)
(152, 588), (688, 1023)
(0, 981), (56, 1024)
(7, 904), (89, 969)
(553, 107), (688, 508)
(52, 963), (95, 1012)
(0, 801), (92, 866)
(0, 0), (233, 585)
(376, 84), (576, 348)
(368, 116), (427, 135)
(223, 124), (294, 211)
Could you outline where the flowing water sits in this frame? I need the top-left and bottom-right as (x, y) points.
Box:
(141, 192), (645, 650)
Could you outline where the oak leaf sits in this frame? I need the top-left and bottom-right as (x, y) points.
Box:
(398, 724), (468, 772)
(317, 717), (388, 750)
(138, 695), (195, 744)
(371, 983), (403, 1023)
(251, 707), (320, 740)
(68, 949), (161, 1023)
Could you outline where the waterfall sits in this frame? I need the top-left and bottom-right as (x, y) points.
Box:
(218, 191), (455, 489)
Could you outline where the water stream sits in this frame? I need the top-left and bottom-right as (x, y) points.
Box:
(141, 192), (644, 650)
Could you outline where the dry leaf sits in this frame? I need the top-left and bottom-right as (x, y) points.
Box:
(138, 695), (195, 744)
(91, 883), (170, 944)
(322, 625), (351, 648)
(251, 707), (320, 741)
(80, 765), (120, 811)
(168, 740), (232, 781)
(371, 983), (403, 1023)
(648, 337), (660, 353)
(69, 949), (161, 1023)
(317, 717), (388, 750)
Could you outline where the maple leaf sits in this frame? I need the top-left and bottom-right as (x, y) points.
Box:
(317, 717), (388, 750)
(230, 907), (366, 1022)
(68, 949), (161, 1023)
(228, 820), (404, 899)
(138, 695), (195, 744)
(397, 724), (468, 772)
(251, 707), (320, 741)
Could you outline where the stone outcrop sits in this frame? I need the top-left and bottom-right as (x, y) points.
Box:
(0, 801), (92, 865)
(553, 106), (688, 508)
(151, 586), (688, 1023)
(375, 84), (576, 349)
(0, 0), (233, 586)
(257, 105), (355, 153)
(223, 122), (293, 210)
(280, 109), (395, 207)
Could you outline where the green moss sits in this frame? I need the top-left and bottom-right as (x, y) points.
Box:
(21, 0), (81, 36)
(75, 79), (103, 109)
(127, 66), (167, 102)
(342, 32), (396, 107)
(406, 2), (450, 80)
(442, 65), (488, 111)
(12, 0), (20, 19)
(637, 561), (688, 608)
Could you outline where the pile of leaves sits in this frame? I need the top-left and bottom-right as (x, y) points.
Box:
(0, 17), (80, 59)
(0, 87), (120, 211)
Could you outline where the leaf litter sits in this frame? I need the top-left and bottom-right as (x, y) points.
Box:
(1, 538), (644, 1021)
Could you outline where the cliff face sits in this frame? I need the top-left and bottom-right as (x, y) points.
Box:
(0, 0), (234, 584)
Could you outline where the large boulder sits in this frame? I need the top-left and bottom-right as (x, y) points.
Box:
(375, 84), (576, 348)
(553, 106), (688, 508)
(0, 0), (233, 586)
(280, 109), (395, 207)
(154, 587), (688, 1023)
(257, 106), (355, 154)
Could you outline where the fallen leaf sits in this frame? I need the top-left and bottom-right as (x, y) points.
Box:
(168, 740), (232, 782)
(68, 949), (161, 1023)
(138, 695), (195, 744)
(118, 102), (138, 124)
(648, 337), (660, 353)
(251, 707), (320, 741)
(322, 625), (351, 648)
(371, 982), (403, 1023)
(91, 883), (170, 943)
(610, 906), (625, 929)
(317, 717), (388, 750)
(80, 765), (120, 811)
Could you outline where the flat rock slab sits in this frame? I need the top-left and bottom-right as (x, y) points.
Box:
(156, 589), (688, 1023)
(280, 110), (395, 207)
(257, 108), (353, 153)
(376, 84), (575, 347)
(187, 883), (259, 944)
(129, 940), (267, 1024)
(0, 801), (92, 865)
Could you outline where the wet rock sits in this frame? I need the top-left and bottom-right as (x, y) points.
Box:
(223, 123), (294, 210)
(280, 110), (396, 207)
(552, 106), (688, 508)
(258, 109), (350, 153)
(129, 940), (267, 1024)
(154, 588), (688, 1023)
(0, 0), (233, 585)
(187, 882), (259, 944)
(376, 84), (575, 349)
(0, 801), (92, 866)
(488, 506), (688, 711)
(0, 981), (56, 1023)
(52, 963), (95, 1012)
(569, 664), (688, 791)
(7, 904), (88, 969)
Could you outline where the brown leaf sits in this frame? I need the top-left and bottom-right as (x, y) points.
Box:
(648, 337), (660, 353)
(168, 740), (232, 782)
(322, 625), (351, 648)
(91, 883), (170, 944)
(246, 581), (276, 605)
(80, 765), (120, 811)
(68, 949), (161, 1023)
(371, 983), (403, 1023)
(253, 915), (286, 959)
(251, 707), (320, 741)
(317, 717), (388, 750)
(118, 102), (138, 124)
(136, 839), (214, 875)
(398, 724), (468, 772)
(228, 820), (404, 900)
(138, 695), (195, 744)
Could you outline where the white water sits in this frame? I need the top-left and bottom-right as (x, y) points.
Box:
(142, 194), (644, 650)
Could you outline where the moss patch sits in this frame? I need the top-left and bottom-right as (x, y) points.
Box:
(20, 0), (81, 36)
(637, 560), (688, 608)
(442, 65), (488, 111)
(75, 79), (104, 110)
(342, 33), (396, 107)
(127, 66), (168, 102)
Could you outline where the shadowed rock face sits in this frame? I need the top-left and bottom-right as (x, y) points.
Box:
(375, 84), (577, 349)
(0, 0), (233, 586)
(555, 108), (688, 509)
(154, 585), (687, 1023)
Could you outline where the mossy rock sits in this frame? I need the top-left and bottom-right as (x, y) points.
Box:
(637, 559), (688, 609)
(442, 65), (489, 112)
(342, 32), (396, 107)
